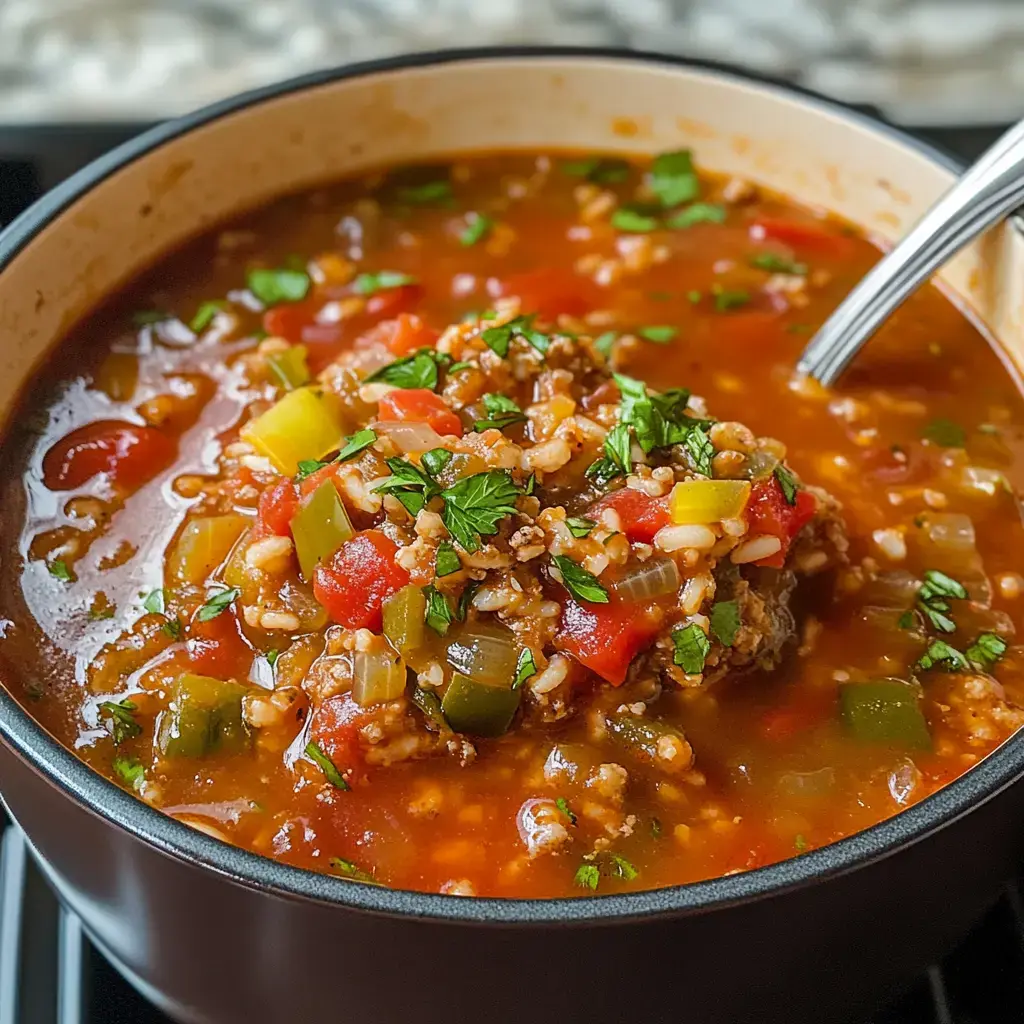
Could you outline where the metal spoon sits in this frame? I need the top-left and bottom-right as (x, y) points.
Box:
(797, 117), (1024, 387)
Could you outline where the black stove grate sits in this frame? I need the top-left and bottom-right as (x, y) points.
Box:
(0, 118), (1018, 1024)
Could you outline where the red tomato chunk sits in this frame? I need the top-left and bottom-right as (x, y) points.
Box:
(590, 489), (671, 544)
(377, 389), (463, 437)
(555, 597), (662, 686)
(42, 420), (174, 491)
(745, 477), (817, 568)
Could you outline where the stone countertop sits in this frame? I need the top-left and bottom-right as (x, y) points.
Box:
(1, 0), (1023, 125)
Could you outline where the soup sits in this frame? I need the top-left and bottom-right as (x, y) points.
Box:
(2, 149), (1022, 899)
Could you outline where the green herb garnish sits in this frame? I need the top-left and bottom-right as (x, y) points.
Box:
(161, 618), (183, 640)
(460, 212), (493, 247)
(456, 582), (479, 622)
(143, 589), (165, 615)
(711, 285), (751, 312)
(612, 207), (658, 233)
(551, 554), (609, 605)
(49, 560), (71, 582)
(667, 203), (726, 229)
(574, 862), (600, 891)
(474, 393), (527, 433)
(965, 632), (1008, 669)
(352, 270), (417, 295)
(638, 325), (677, 344)
(609, 854), (638, 881)
(774, 464), (799, 505)
(566, 516), (596, 539)
(189, 300), (226, 332)
(440, 470), (521, 553)
(650, 149), (699, 207)
(562, 156), (630, 185)
(750, 253), (808, 275)
(328, 857), (378, 884)
(514, 648), (538, 690)
(397, 180), (453, 205)
(915, 639), (969, 673)
(586, 423), (632, 486)
(556, 796), (578, 825)
(373, 457), (440, 517)
(916, 569), (967, 634)
(480, 314), (536, 359)
(365, 349), (442, 391)
(710, 600), (741, 646)
(421, 447), (453, 479)
(305, 741), (350, 790)
(593, 331), (619, 357)
(435, 541), (462, 578)
(336, 428), (377, 463)
(922, 418), (966, 448)
(247, 267), (311, 306)
(98, 698), (141, 744)
(423, 585), (454, 636)
(196, 587), (240, 622)
(672, 623), (711, 674)
(112, 754), (145, 791)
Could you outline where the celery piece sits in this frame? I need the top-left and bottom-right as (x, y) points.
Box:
(156, 673), (250, 758)
(351, 648), (408, 707)
(669, 479), (751, 525)
(240, 387), (345, 475)
(290, 480), (354, 581)
(441, 672), (520, 737)
(267, 346), (310, 391)
(382, 584), (427, 658)
(839, 680), (931, 750)
(167, 515), (248, 586)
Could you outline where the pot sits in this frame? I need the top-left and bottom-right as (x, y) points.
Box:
(1, 48), (1023, 1024)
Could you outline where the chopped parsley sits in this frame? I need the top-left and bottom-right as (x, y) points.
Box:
(196, 587), (240, 622)
(612, 207), (659, 233)
(335, 428), (378, 463)
(774, 464), (799, 505)
(556, 796), (578, 826)
(687, 289), (703, 303)
(447, 361), (474, 375)
(189, 300), (226, 332)
(161, 618), (183, 640)
(423, 585), (454, 636)
(112, 755), (145, 791)
(295, 459), (326, 482)
(965, 632), (1008, 670)
(98, 698), (141, 744)
(650, 817), (663, 839)
(132, 310), (170, 326)
(514, 648), (538, 690)
(566, 516), (596, 539)
(373, 457), (440, 517)
(898, 610), (915, 630)
(524, 473), (536, 496)
(667, 202), (726, 229)
(574, 862), (600, 891)
(304, 741), (350, 790)
(593, 331), (619, 357)
(266, 649), (280, 668)
(681, 424), (715, 477)
(89, 604), (116, 621)
(460, 212), (493, 247)
(480, 314), (537, 358)
(586, 422), (632, 486)
(440, 470), (522, 553)
(638, 325), (677, 344)
(396, 180), (453, 205)
(411, 686), (447, 730)
(365, 350), (442, 391)
(143, 589), (165, 615)
(916, 569), (967, 634)
(794, 834), (808, 853)
(650, 149), (699, 207)
(456, 582), (479, 622)
(352, 270), (417, 295)
(915, 639), (969, 673)
(749, 253), (808, 275)
(328, 857), (378, 884)
(922, 418), (966, 448)
(435, 541), (462, 578)
(613, 373), (700, 455)
(551, 554), (609, 605)
(609, 854), (638, 881)
(48, 559), (71, 582)
(421, 447), (452, 479)
(246, 267), (310, 306)
(672, 623), (711, 674)
(711, 285), (751, 312)
(561, 156), (630, 185)
(709, 600), (741, 647)
(474, 393), (527, 433)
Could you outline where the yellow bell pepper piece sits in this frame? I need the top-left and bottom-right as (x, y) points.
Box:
(669, 479), (751, 525)
(240, 387), (345, 475)
(168, 515), (249, 586)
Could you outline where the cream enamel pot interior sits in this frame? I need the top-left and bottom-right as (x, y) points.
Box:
(2, 48), (1024, 1024)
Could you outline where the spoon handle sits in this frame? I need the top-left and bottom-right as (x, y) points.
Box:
(798, 118), (1024, 387)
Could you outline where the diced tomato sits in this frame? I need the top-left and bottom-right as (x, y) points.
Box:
(297, 460), (343, 499)
(186, 609), (253, 678)
(256, 479), (299, 537)
(589, 489), (671, 544)
(380, 313), (439, 356)
(366, 283), (423, 319)
(309, 692), (373, 769)
(42, 420), (175, 491)
(861, 443), (932, 487)
(555, 597), (662, 686)
(745, 476), (817, 567)
(377, 388), (463, 437)
(263, 300), (320, 343)
(749, 217), (856, 257)
(313, 530), (411, 630)
(500, 268), (600, 320)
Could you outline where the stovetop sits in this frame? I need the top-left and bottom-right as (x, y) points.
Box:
(0, 118), (1019, 1024)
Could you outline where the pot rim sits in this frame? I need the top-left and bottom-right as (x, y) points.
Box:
(0, 45), (1014, 927)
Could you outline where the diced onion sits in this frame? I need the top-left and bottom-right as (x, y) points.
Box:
(446, 622), (519, 687)
(611, 556), (680, 603)
(922, 513), (975, 553)
(352, 648), (408, 707)
(375, 420), (446, 454)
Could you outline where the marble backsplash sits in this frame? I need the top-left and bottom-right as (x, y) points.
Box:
(1, 0), (1023, 124)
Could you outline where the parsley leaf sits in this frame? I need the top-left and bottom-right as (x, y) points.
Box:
(650, 149), (699, 207)
(456, 582), (479, 622)
(612, 207), (659, 232)
(266, 649), (279, 668)
(295, 459), (327, 482)
(132, 310), (170, 326)
(143, 589), (165, 615)
(423, 585), (453, 636)
(190, 300), (226, 332)
(440, 470), (521, 553)
(435, 541), (461, 578)
(687, 289), (703, 303)
(650, 817), (663, 839)
(247, 267), (311, 306)
(750, 253), (808, 275)
(667, 203), (726, 229)
(562, 156), (630, 184)
(574, 862), (600, 890)
(514, 648), (537, 690)
(916, 569), (967, 634)
(774, 464), (799, 506)
(98, 698), (141, 744)
(609, 854), (638, 881)
(898, 610), (915, 630)
(922, 418), (966, 448)
(586, 422), (632, 486)
(112, 755), (145, 791)
(336, 428), (377, 463)
(329, 857), (378, 884)
(711, 285), (751, 312)
(397, 180), (453, 205)
(681, 424), (715, 477)
(364, 349), (441, 391)
(710, 600), (741, 646)
(915, 639), (969, 673)
(613, 373), (701, 455)
(48, 559), (71, 582)
(421, 447), (452, 479)
(480, 315), (536, 359)
(672, 623), (710, 674)
(474, 393), (527, 433)
(305, 741), (350, 789)
(965, 632), (1008, 669)
(566, 516), (596, 539)
(373, 457), (440, 517)
(460, 212), (493, 247)
(593, 331), (618, 357)
(352, 271), (417, 295)
(556, 796), (578, 825)
(197, 587), (240, 622)
(161, 618), (183, 640)
(551, 554), (609, 605)
(447, 361), (474, 375)
(638, 325), (677, 344)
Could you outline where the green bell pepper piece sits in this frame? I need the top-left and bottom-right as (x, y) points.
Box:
(441, 672), (520, 737)
(157, 673), (250, 758)
(839, 679), (931, 750)
(290, 479), (354, 581)
(383, 584), (427, 658)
